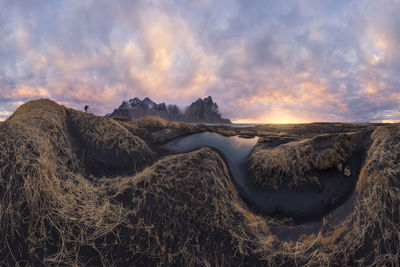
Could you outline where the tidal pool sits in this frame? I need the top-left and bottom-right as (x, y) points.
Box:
(164, 131), (360, 222)
(163, 131), (259, 161)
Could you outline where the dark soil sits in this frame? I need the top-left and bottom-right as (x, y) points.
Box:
(163, 130), (372, 223)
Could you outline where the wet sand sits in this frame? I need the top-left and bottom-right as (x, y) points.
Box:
(163, 131), (366, 223)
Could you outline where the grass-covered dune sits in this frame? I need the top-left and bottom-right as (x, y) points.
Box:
(115, 115), (204, 145)
(0, 100), (267, 265)
(0, 99), (399, 266)
(248, 131), (367, 189)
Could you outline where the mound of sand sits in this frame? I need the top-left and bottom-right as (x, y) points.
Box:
(1, 99), (399, 266)
(0, 100), (268, 265)
(108, 148), (270, 266)
(285, 125), (400, 266)
(116, 115), (204, 145)
(0, 100), (153, 264)
(248, 131), (365, 189)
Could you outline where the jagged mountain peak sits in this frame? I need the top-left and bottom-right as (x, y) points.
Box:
(143, 97), (155, 103)
(110, 96), (230, 123)
(127, 97), (141, 107)
(204, 96), (213, 102)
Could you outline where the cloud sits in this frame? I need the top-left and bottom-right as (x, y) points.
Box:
(0, 99), (24, 120)
(0, 0), (399, 122)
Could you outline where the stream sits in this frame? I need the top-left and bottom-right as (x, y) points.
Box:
(163, 131), (360, 224)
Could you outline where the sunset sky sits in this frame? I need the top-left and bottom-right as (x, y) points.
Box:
(1, 0), (400, 123)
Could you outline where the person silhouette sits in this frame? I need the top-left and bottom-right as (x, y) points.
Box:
(84, 105), (89, 113)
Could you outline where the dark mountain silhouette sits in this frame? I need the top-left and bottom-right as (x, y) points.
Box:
(109, 96), (231, 123)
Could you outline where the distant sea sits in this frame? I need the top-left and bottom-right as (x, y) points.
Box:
(200, 123), (259, 128)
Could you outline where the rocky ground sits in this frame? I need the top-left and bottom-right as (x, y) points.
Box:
(0, 99), (399, 266)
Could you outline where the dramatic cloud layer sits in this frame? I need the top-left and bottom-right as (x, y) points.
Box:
(1, 0), (399, 122)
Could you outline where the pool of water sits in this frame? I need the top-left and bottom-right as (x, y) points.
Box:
(163, 131), (259, 161)
(199, 123), (259, 128)
(163, 131), (360, 222)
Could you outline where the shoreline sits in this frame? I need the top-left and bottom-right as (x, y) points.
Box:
(162, 130), (369, 225)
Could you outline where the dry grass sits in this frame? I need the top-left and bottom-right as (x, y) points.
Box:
(104, 148), (272, 266)
(248, 131), (365, 189)
(255, 122), (379, 137)
(67, 110), (155, 175)
(0, 100), (269, 265)
(1, 99), (399, 266)
(271, 124), (400, 266)
(0, 100), (154, 265)
(116, 115), (204, 144)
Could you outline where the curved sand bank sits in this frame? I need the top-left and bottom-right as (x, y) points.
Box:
(164, 131), (368, 222)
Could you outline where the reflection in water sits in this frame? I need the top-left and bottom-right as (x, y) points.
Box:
(164, 131), (359, 223)
(164, 132), (259, 162)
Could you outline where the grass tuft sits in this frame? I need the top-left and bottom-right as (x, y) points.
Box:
(248, 131), (365, 189)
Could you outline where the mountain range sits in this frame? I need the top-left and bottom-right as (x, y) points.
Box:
(109, 96), (231, 123)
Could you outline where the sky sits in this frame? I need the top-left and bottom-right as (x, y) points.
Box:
(1, 0), (400, 123)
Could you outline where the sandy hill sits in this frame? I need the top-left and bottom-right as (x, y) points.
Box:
(0, 99), (399, 266)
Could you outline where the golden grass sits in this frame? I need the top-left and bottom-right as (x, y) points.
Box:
(1, 99), (399, 266)
(0, 100), (154, 265)
(284, 125), (400, 266)
(103, 148), (272, 265)
(248, 131), (364, 189)
(67, 109), (155, 174)
(116, 115), (204, 144)
(0, 100), (269, 265)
